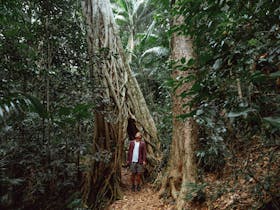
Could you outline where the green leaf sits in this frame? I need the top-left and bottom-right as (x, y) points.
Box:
(67, 198), (83, 208)
(3, 178), (25, 186)
(200, 52), (212, 65)
(164, 78), (175, 88)
(196, 109), (204, 116)
(27, 95), (47, 118)
(269, 71), (280, 78)
(248, 38), (259, 46)
(181, 57), (186, 64)
(228, 108), (256, 118)
(213, 58), (223, 70)
(263, 117), (280, 128)
(58, 107), (72, 116)
(177, 110), (196, 120)
(0, 107), (3, 118)
(73, 103), (92, 120)
(250, 71), (266, 82)
(190, 82), (201, 93)
(180, 91), (188, 98)
(187, 58), (195, 66)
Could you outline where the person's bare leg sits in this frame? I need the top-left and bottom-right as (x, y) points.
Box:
(131, 173), (136, 191)
(136, 173), (141, 191)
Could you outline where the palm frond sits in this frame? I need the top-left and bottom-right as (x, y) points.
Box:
(133, 0), (145, 16)
(142, 20), (155, 40)
(136, 33), (158, 40)
(114, 14), (129, 23)
(116, 0), (129, 13)
(141, 46), (169, 58)
(0, 93), (46, 123)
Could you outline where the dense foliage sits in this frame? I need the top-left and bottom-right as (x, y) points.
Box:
(1, 0), (172, 209)
(1, 0), (279, 209)
(173, 0), (279, 207)
(0, 0), (92, 209)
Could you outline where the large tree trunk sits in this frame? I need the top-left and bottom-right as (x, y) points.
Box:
(159, 15), (198, 210)
(81, 0), (160, 209)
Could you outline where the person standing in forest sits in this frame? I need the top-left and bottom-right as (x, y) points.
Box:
(127, 132), (147, 192)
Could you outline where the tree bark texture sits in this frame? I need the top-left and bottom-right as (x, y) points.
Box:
(81, 0), (160, 209)
(159, 15), (198, 210)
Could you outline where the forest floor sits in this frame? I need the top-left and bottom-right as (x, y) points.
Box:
(108, 167), (175, 210)
(108, 137), (280, 210)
